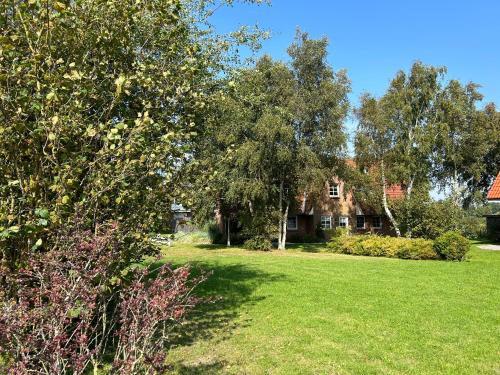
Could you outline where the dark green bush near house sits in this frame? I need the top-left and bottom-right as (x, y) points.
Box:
(207, 223), (224, 244)
(433, 231), (470, 261)
(327, 235), (439, 260)
(244, 236), (273, 251)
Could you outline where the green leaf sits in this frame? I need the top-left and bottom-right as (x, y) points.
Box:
(31, 238), (43, 250)
(35, 208), (49, 218)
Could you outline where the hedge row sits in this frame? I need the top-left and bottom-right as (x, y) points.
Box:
(327, 231), (470, 261)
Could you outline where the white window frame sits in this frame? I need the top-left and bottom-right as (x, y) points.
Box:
(338, 216), (349, 228)
(287, 216), (298, 231)
(372, 216), (382, 229)
(320, 215), (332, 229)
(329, 183), (340, 198)
(356, 215), (365, 229)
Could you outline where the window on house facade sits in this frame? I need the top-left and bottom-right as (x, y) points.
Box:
(320, 215), (332, 229)
(329, 183), (340, 198)
(339, 216), (349, 227)
(372, 216), (382, 229)
(356, 215), (365, 229)
(287, 216), (298, 230)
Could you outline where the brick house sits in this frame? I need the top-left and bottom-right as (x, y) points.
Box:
(286, 178), (404, 241)
(485, 171), (500, 241)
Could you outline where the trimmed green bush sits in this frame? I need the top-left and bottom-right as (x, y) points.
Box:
(244, 236), (273, 251)
(327, 235), (439, 260)
(433, 231), (470, 261)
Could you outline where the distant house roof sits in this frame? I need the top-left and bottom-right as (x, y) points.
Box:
(487, 171), (500, 201)
(386, 185), (405, 199)
(346, 159), (405, 199)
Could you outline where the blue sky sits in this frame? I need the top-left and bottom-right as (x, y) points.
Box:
(212, 0), (500, 113)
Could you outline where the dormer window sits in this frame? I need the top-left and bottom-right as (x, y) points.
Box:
(329, 183), (340, 198)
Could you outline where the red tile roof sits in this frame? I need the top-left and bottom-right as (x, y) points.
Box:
(346, 159), (405, 199)
(386, 185), (405, 199)
(487, 171), (500, 200)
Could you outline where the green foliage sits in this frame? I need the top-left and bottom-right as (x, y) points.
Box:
(329, 227), (351, 238)
(433, 231), (470, 261)
(355, 61), (499, 234)
(192, 31), (350, 249)
(244, 235), (273, 251)
(327, 235), (438, 260)
(393, 196), (488, 240)
(0, 0), (265, 270)
(393, 196), (462, 239)
(207, 223), (225, 245)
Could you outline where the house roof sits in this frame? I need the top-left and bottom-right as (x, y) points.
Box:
(487, 171), (500, 201)
(346, 159), (405, 199)
(386, 185), (405, 199)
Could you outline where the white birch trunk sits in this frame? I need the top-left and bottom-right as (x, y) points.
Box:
(226, 217), (231, 247)
(405, 175), (415, 238)
(451, 168), (461, 206)
(279, 203), (289, 250)
(278, 180), (284, 250)
(381, 160), (401, 237)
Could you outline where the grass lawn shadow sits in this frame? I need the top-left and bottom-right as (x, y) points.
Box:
(154, 259), (287, 358)
(286, 242), (327, 253)
(167, 359), (227, 375)
(192, 244), (230, 250)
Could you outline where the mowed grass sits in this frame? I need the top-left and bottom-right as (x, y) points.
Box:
(160, 242), (500, 374)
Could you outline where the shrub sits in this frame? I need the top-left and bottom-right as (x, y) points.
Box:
(0, 223), (205, 374)
(208, 223), (225, 244)
(328, 235), (363, 254)
(327, 235), (439, 260)
(433, 231), (470, 261)
(244, 236), (273, 251)
(331, 227), (351, 238)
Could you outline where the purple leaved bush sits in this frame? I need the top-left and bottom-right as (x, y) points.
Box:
(0, 222), (206, 374)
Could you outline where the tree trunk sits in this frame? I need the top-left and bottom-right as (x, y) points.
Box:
(226, 217), (231, 247)
(405, 175), (415, 238)
(381, 160), (401, 237)
(278, 180), (284, 250)
(279, 203), (289, 250)
(451, 167), (461, 206)
(278, 202), (290, 250)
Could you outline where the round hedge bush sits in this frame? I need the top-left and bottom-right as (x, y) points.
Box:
(244, 236), (273, 251)
(433, 231), (470, 261)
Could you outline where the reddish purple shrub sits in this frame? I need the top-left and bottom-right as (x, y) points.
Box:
(0, 223), (205, 374)
(113, 265), (202, 373)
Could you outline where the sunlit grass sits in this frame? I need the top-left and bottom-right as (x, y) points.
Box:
(161, 242), (500, 374)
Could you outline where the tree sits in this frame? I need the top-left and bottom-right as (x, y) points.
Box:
(191, 56), (297, 247)
(433, 80), (486, 205)
(355, 94), (402, 236)
(356, 62), (446, 236)
(193, 32), (350, 249)
(460, 103), (500, 206)
(0, 0), (266, 270)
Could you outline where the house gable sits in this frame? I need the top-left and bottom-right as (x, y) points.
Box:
(487, 171), (500, 202)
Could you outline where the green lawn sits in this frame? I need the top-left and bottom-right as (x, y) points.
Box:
(160, 242), (500, 374)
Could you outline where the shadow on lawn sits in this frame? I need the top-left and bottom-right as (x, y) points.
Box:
(285, 243), (327, 253)
(192, 242), (328, 253)
(157, 260), (286, 373)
